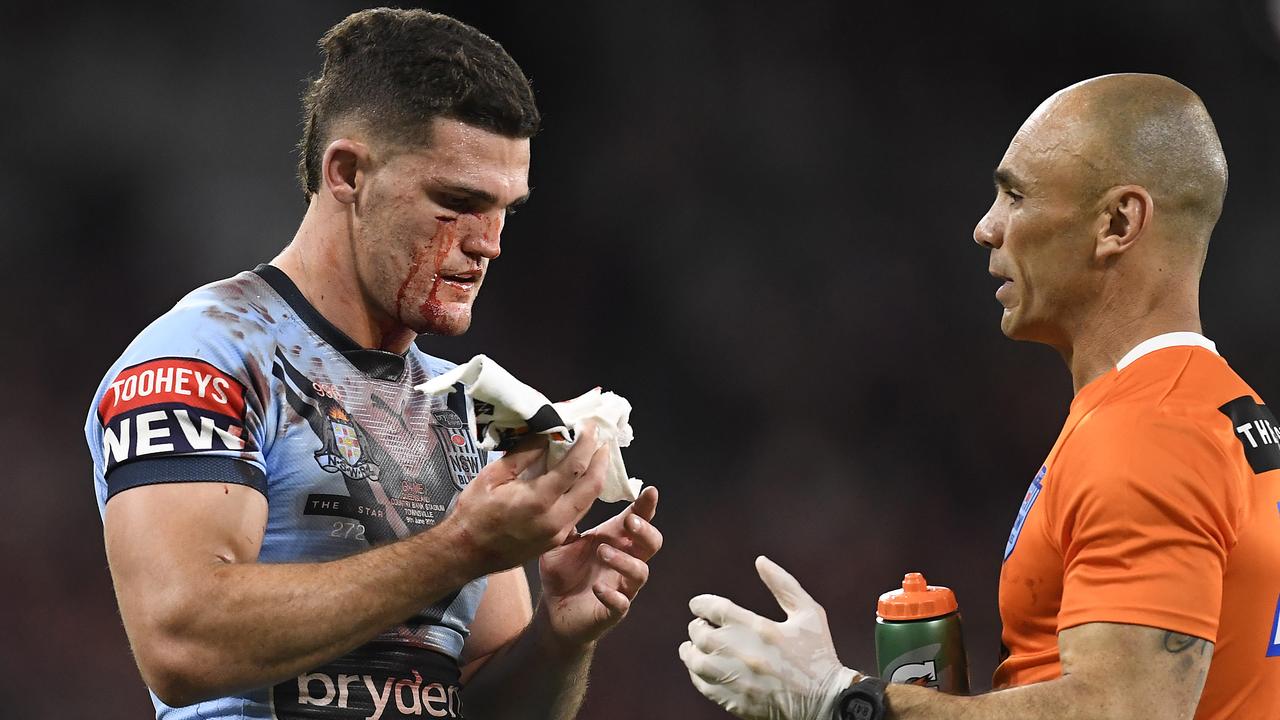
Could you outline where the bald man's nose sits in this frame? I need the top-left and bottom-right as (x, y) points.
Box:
(973, 211), (1001, 249)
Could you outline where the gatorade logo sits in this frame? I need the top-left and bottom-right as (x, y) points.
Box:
(1004, 465), (1045, 562)
(889, 660), (938, 687)
(884, 644), (942, 689)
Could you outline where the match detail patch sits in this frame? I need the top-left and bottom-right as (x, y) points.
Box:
(1218, 396), (1280, 474)
(98, 357), (250, 473)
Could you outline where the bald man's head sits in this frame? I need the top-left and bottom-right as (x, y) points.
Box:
(1036, 73), (1228, 240)
(975, 74), (1228, 349)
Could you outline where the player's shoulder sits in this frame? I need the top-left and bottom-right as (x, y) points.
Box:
(91, 269), (285, 410)
(121, 270), (284, 363)
(152, 269), (281, 340)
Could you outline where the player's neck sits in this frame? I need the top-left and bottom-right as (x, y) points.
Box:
(272, 203), (417, 355)
(1061, 285), (1202, 394)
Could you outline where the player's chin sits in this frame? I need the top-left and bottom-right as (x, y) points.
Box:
(415, 303), (474, 336)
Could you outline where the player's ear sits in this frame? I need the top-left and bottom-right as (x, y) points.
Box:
(321, 138), (369, 205)
(1094, 185), (1152, 261)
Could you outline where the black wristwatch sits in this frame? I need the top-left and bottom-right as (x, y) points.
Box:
(833, 675), (888, 720)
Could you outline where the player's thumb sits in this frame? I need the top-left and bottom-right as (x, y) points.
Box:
(755, 555), (814, 616)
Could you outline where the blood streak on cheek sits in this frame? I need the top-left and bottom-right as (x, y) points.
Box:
(420, 223), (458, 324)
(395, 219), (457, 323)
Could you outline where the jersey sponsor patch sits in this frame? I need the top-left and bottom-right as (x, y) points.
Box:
(1218, 396), (1280, 474)
(271, 642), (465, 719)
(97, 357), (249, 473)
(1004, 465), (1046, 562)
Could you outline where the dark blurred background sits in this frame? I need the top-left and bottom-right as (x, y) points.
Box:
(3, 0), (1278, 716)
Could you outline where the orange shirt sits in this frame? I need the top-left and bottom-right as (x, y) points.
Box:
(995, 336), (1280, 719)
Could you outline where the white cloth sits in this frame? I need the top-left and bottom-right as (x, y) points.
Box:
(416, 354), (642, 503)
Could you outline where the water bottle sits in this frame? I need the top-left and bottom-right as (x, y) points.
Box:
(874, 572), (970, 694)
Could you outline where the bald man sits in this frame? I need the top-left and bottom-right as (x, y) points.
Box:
(679, 74), (1280, 720)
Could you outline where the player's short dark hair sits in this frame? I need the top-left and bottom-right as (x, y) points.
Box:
(297, 8), (540, 199)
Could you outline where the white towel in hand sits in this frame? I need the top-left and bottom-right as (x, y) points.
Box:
(415, 355), (643, 503)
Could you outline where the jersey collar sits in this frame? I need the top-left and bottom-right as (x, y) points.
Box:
(1116, 331), (1218, 372)
(253, 264), (408, 382)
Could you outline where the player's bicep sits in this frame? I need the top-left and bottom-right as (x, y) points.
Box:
(1059, 622), (1213, 718)
(104, 478), (268, 645)
(459, 566), (533, 683)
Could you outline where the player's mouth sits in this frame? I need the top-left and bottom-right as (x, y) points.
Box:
(438, 269), (482, 290)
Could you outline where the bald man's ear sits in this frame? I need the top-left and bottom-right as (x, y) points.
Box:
(321, 138), (370, 205)
(1095, 185), (1153, 261)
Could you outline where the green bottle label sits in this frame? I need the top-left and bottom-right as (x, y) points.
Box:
(874, 613), (970, 694)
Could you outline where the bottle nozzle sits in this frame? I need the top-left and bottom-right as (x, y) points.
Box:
(902, 572), (928, 593)
(877, 571), (958, 620)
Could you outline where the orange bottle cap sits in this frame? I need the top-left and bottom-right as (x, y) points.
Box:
(877, 572), (957, 620)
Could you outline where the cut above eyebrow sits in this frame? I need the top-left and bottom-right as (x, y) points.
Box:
(435, 182), (531, 209)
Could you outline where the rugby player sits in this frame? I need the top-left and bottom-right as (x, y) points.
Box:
(86, 9), (661, 719)
(679, 74), (1279, 720)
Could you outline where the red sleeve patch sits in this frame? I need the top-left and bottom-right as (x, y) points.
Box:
(97, 357), (253, 474)
(99, 357), (246, 426)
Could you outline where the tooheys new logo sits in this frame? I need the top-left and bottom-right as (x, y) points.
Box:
(98, 357), (250, 471)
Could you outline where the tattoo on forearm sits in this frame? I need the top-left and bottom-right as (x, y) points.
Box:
(1162, 632), (1207, 656)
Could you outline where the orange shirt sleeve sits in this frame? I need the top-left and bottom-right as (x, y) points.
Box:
(1051, 409), (1243, 641)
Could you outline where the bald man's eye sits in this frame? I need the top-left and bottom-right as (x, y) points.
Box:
(1003, 189), (1024, 205)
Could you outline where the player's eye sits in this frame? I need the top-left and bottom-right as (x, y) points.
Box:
(435, 215), (457, 224)
(436, 194), (477, 213)
(1003, 189), (1023, 204)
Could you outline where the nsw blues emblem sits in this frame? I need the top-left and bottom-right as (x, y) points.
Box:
(431, 409), (483, 490)
(315, 406), (380, 481)
(1004, 465), (1045, 562)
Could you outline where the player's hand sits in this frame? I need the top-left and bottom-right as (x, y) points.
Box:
(680, 556), (859, 720)
(449, 424), (607, 575)
(537, 485), (662, 648)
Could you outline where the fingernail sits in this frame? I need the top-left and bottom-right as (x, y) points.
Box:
(626, 515), (642, 531)
(599, 545), (615, 559)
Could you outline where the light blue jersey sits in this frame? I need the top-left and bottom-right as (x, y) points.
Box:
(86, 265), (488, 719)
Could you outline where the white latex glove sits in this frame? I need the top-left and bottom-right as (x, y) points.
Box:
(679, 556), (859, 720)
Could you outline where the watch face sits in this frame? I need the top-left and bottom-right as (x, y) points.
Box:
(846, 698), (875, 720)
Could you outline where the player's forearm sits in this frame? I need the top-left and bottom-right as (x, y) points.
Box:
(130, 518), (486, 706)
(885, 675), (1131, 720)
(463, 604), (596, 720)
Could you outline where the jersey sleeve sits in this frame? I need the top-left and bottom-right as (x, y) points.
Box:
(85, 294), (273, 509)
(1053, 410), (1243, 641)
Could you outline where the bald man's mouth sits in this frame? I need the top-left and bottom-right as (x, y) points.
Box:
(991, 269), (1015, 306)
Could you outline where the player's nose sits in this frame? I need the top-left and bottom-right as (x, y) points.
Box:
(460, 212), (503, 260)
